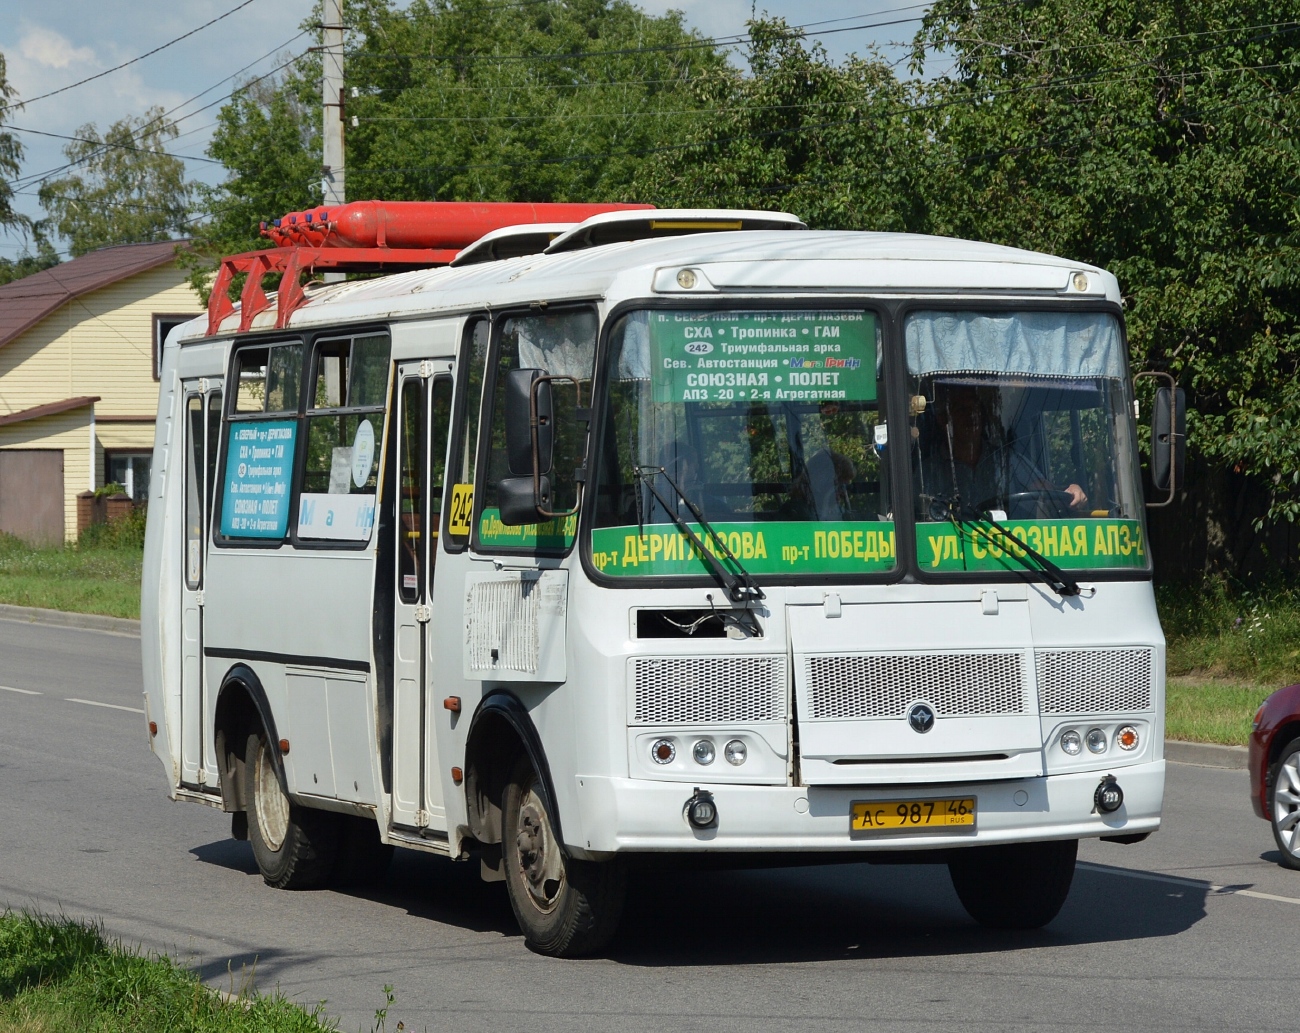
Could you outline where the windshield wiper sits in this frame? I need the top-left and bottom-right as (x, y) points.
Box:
(932, 494), (1081, 598)
(634, 465), (765, 605)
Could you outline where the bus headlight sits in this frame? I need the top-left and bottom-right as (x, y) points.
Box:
(724, 739), (747, 766)
(1060, 729), (1082, 755)
(692, 739), (715, 765)
(1086, 728), (1108, 754)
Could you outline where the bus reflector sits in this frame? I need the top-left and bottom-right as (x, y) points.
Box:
(148, 721), (157, 737)
(451, 766), (464, 784)
(279, 739), (291, 754)
(444, 696), (461, 712)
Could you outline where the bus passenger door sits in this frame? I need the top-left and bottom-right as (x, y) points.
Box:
(180, 382), (222, 789)
(391, 362), (452, 829)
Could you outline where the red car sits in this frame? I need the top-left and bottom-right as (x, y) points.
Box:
(1249, 683), (1300, 867)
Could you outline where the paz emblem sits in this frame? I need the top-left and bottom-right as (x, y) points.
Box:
(907, 703), (936, 734)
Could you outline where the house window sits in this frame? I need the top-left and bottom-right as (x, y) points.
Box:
(106, 452), (152, 500)
(153, 313), (200, 381)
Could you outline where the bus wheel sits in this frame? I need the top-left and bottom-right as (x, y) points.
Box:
(947, 839), (1078, 930)
(245, 731), (339, 890)
(502, 758), (625, 957)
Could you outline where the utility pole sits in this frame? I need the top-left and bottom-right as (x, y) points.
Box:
(321, 0), (345, 209)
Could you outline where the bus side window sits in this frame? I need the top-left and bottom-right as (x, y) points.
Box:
(298, 332), (391, 544)
(218, 342), (301, 543)
(445, 318), (489, 549)
(429, 375), (453, 577)
(397, 377), (426, 604)
(474, 307), (597, 553)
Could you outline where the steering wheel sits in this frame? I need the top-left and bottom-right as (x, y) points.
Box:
(980, 490), (1075, 520)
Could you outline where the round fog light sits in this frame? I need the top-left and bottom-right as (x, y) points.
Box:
(687, 791), (717, 829)
(1116, 725), (1139, 751)
(651, 738), (676, 764)
(724, 739), (747, 766)
(692, 739), (715, 765)
(1095, 778), (1124, 813)
(1086, 728), (1108, 754)
(1060, 729), (1082, 756)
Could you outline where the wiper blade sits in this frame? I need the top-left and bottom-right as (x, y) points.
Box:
(634, 466), (765, 605)
(935, 495), (1081, 598)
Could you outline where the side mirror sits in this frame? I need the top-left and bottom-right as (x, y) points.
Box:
(1151, 384), (1186, 500)
(504, 368), (553, 477)
(497, 474), (552, 526)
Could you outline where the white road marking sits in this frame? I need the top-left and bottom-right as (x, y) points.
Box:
(0, 685), (41, 695)
(65, 697), (145, 714)
(1078, 860), (1300, 905)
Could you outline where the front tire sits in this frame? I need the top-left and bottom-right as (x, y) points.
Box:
(502, 758), (625, 956)
(1269, 740), (1300, 869)
(245, 731), (339, 889)
(948, 839), (1078, 929)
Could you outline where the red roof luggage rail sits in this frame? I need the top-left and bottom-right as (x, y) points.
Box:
(206, 200), (653, 335)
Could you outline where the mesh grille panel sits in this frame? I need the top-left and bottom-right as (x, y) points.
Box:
(1036, 648), (1153, 714)
(632, 656), (786, 724)
(804, 652), (1025, 720)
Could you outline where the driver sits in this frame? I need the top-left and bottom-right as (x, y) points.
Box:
(925, 385), (1088, 516)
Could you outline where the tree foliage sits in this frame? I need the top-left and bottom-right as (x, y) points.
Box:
(39, 109), (194, 256)
(0, 51), (23, 237)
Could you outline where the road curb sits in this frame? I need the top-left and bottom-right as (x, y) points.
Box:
(1166, 739), (1248, 770)
(0, 603), (140, 637)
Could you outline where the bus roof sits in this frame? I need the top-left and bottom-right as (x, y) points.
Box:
(185, 230), (1118, 343)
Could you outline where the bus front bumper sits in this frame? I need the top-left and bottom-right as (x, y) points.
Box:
(567, 761), (1164, 857)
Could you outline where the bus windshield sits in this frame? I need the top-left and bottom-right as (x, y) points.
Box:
(906, 310), (1147, 574)
(590, 309), (894, 579)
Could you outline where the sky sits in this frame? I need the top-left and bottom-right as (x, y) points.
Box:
(0, 0), (933, 257)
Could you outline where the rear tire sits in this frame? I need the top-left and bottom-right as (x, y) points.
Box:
(245, 731), (339, 889)
(502, 757), (625, 956)
(948, 839), (1078, 929)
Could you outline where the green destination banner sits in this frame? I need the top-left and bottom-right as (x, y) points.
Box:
(915, 519), (1148, 571)
(647, 310), (877, 404)
(478, 507), (577, 550)
(590, 520), (897, 576)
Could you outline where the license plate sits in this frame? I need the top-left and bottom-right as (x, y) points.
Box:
(850, 797), (976, 834)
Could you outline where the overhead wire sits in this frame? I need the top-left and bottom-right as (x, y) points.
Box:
(0, 0), (265, 114)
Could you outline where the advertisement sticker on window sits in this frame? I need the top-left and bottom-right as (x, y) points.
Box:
(646, 311), (877, 404)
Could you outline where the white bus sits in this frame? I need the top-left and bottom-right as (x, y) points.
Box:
(143, 204), (1176, 956)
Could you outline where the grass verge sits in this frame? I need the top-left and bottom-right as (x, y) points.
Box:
(0, 533), (141, 620)
(0, 910), (334, 1033)
(1165, 677), (1273, 746)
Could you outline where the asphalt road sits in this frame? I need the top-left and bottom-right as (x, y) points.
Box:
(0, 615), (1291, 1032)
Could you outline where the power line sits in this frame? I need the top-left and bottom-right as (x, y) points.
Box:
(353, 12), (930, 65)
(9, 125), (225, 164)
(0, 0), (265, 114)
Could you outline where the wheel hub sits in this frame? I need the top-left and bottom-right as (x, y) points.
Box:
(254, 740), (290, 852)
(514, 787), (565, 913)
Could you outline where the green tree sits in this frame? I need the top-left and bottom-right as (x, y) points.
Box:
(192, 0), (725, 275)
(0, 51), (23, 237)
(0, 234), (59, 286)
(635, 19), (929, 231)
(912, 0), (1300, 560)
(38, 108), (194, 256)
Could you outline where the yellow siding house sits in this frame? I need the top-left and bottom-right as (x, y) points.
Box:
(0, 241), (201, 543)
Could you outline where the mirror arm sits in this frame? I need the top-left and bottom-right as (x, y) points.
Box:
(531, 374), (583, 520)
(1135, 370), (1181, 508)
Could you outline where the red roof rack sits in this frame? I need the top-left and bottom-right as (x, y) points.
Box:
(207, 200), (652, 335)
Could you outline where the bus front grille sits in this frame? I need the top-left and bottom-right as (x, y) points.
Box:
(803, 652), (1027, 720)
(631, 656), (787, 725)
(1035, 648), (1153, 714)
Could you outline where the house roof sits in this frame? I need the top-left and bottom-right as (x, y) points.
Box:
(0, 396), (100, 428)
(0, 240), (186, 350)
